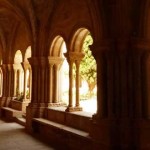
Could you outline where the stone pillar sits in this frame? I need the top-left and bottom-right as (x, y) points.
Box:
(28, 58), (39, 104)
(39, 57), (48, 104)
(18, 70), (21, 94)
(89, 39), (150, 149)
(13, 68), (17, 97)
(0, 64), (8, 108)
(21, 62), (31, 102)
(48, 63), (53, 104)
(26, 57), (47, 132)
(24, 69), (27, 100)
(6, 64), (14, 106)
(0, 64), (14, 108)
(0, 65), (6, 116)
(48, 57), (64, 106)
(91, 45), (108, 119)
(75, 60), (80, 107)
(65, 59), (74, 111)
(13, 64), (22, 96)
(21, 64), (27, 101)
(65, 52), (84, 112)
(74, 58), (84, 111)
(29, 68), (32, 100)
(53, 64), (59, 103)
(89, 41), (119, 149)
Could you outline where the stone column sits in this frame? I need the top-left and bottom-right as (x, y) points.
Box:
(48, 57), (64, 106)
(21, 63), (27, 101)
(75, 60), (80, 107)
(6, 64), (14, 106)
(123, 39), (150, 150)
(0, 65), (5, 116)
(39, 57), (48, 105)
(90, 44), (108, 119)
(89, 41), (115, 149)
(29, 68), (32, 100)
(24, 69), (27, 100)
(28, 58), (39, 104)
(74, 56), (84, 111)
(21, 62), (31, 101)
(48, 63), (53, 104)
(53, 64), (59, 103)
(17, 70), (21, 95)
(65, 52), (84, 112)
(26, 57), (47, 132)
(13, 70), (17, 97)
(0, 64), (8, 107)
(13, 64), (21, 96)
(65, 59), (74, 111)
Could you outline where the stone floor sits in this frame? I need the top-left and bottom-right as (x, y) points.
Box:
(0, 119), (55, 150)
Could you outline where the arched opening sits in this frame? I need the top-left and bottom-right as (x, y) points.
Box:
(66, 28), (97, 113)
(49, 30), (97, 114)
(23, 46), (32, 101)
(24, 46), (31, 63)
(14, 50), (23, 64)
(79, 34), (97, 113)
(60, 42), (69, 105)
(26, 69), (30, 99)
(14, 50), (24, 100)
(49, 36), (68, 105)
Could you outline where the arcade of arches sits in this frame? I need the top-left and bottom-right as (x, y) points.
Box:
(0, 0), (150, 149)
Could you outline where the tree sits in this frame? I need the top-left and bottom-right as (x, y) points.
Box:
(80, 34), (97, 98)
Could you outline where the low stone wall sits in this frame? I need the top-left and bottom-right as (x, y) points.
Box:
(11, 100), (30, 113)
(46, 107), (92, 132)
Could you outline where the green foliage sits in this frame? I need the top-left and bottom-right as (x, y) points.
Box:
(80, 34), (97, 94)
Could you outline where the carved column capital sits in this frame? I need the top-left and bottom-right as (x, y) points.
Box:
(21, 62), (31, 71)
(64, 52), (84, 62)
(48, 56), (64, 65)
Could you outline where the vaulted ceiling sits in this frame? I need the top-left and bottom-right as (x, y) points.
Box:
(0, 0), (149, 63)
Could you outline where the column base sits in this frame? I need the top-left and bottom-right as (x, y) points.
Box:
(90, 117), (142, 149)
(0, 97), (6, 107)
(5, 97), (12, 107)
(26, 103), (46, 133)
(74, 106), (83, 111)
(22, 98), (31, 102)
(48, 102), (67, 107)
(65, 106), (83, 112)
(0, 97), (6, 117)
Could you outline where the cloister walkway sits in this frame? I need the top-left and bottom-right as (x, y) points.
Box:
(0, 120), (55, 150)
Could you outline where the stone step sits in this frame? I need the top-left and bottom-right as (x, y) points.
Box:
(22, 113), (26, 119)
(1, 107), (24, 121)
(32, 118), (92, 150)
(15, 117), (26, 126)
(33, 118), (89, 137)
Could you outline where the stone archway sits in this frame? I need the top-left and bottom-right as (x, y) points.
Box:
(23, 46), (32, 101)
(49, 36), (67, 106)
(14, 50), (24, 98)
(65, 27), (97, 113)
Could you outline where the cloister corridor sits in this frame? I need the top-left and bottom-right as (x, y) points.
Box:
(1, 0), (150, 149)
